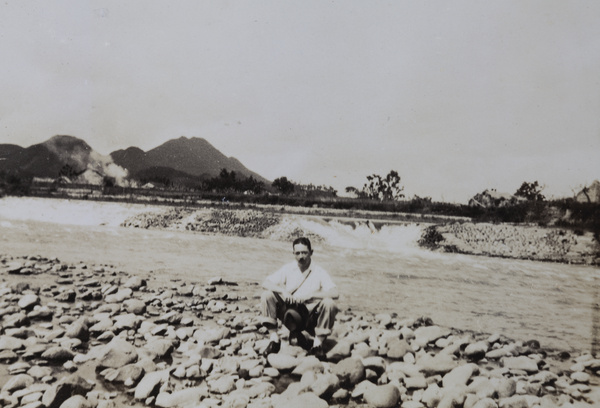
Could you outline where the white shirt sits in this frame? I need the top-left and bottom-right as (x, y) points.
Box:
(263, 261), (336, 300)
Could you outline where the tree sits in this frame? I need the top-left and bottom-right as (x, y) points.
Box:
(514, 181), (545, 201)
(362, 170), (404, 201)
(272, 177), (295, 194)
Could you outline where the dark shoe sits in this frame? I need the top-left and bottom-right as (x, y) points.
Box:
(291, 331), (311, 351)
(308, 345), (326, 361)
(261, 340), (281, 356)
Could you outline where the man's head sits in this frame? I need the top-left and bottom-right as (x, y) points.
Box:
(292, 237), (313, 271)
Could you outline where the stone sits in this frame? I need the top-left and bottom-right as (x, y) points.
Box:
(530, 370), (558, 384)
(272, 391), (328, 408)
(0, 335), (24, 350)
(417, 352), (459, 375)
(464, 341), (490, 360)
(291, 356), (324, 375)
(89, 318), (114, 334)
(4, 312), (29, 328)
(6, 262), (24, 274)
(413, 326), (452, 347)
(194, 326), (230, 344)
(142, 338), (175, 360)
(310, 373), (340, 398)
(363, 383), (400, 408)
(155, 311), (182, 325)
(325, 340), (352, 361)
(65, 319), (89, 342)
(8, 361), (30, 374)
(352, 342), (377, 358)
(155, 386), (208, 407)
(1, 373), (34, 392)
(362, 356), (387, 376)
(421, 383), (444, 407)
(404, 375), (427, 389)
(437, 387), (467, 408)
(351, 380), (377, 398)
(198, 345), (222, 359)
(402, 402), (426, 408)
(123, 299), (146, 315)
(113, 313), (141, 330)
(492, 377), (517, 399)
(466, 377), (496, 398)
(209, 375), (237, 394)
(498, 395), (531, 408)
(342, 330), (371, 345)
(386, 361), (421, 378)
(486, 343), (518, 359)
(124, 276), (146, 290)
(134, 370), (170, 400)
(442, 363), (478, 388)
(332, 357), (365, 388)
(104, 364), (144, 384)
(387, 338), (412, 359)
(502, 356), (539, 374)
(96, 337), (138, 369)
(471, 397), (499, 408)
(570, 371), (590, 383)
(55, 290), (77, 302)
(59, 395), (92, 408)
(247, 382), (276, 398)
(41, 374), (94, 408)
(18, 294), (40, 310)
(0, 349), (18, 362)
(41, 347), (75, 362)
(20, 391), (45, 405)
(267, 353), (299, 371)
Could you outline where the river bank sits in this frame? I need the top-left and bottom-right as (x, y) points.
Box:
(1, 196), (597, 265)
(1, 254), (599, 408)
(420, 223), (600, 266)
(118, 205), (600, 266)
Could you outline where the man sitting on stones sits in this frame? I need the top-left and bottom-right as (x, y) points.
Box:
(260, 237), (339, 359)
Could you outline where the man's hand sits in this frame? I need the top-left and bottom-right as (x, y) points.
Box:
(281, 291), (295, 304)
(291, 294), (313, 304)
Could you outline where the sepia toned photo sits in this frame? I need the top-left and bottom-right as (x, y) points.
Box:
(0, 1), (599, 407)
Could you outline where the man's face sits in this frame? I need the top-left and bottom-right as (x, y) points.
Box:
(293, 243), (312, 269)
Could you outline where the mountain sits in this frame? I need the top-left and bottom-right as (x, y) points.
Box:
(0, 135), (97, 178)
(110, 136), (269, 184)
(0, 135), (269, 187)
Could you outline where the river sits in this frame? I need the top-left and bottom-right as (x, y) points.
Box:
(0, 197), (598, 353)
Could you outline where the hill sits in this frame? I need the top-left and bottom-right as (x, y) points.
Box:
(0, 135), (268, 187)
(110, 136), (269, 184)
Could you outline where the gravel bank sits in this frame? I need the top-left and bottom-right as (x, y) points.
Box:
(421, 223), (600, 266)
(1, 254), (599, 408)
(121, 207), (600, 266)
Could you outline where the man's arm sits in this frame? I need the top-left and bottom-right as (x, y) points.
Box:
(295, 286), (339, 303)
(262, 277), (294, 303)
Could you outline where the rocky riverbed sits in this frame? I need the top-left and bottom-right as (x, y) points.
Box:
(1, 254), (599, 408)
(120, 207), (600, 266)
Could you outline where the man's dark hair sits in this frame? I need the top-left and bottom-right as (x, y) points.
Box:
(292, 237), (312, 252)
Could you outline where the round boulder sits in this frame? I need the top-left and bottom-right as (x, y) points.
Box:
(363, 383), (400, 408)
(332, 357), (365, 388)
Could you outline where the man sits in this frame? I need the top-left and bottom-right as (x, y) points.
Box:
(260, 237), (339, 358)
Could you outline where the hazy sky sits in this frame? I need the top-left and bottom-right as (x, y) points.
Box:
(1, 1), (599, 202)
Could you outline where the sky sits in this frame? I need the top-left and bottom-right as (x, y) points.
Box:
(0, 1), (599, 203)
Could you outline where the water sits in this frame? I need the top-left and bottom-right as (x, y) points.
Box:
(0, 197), (598, 353)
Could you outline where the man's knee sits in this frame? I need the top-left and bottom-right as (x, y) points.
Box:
(261, 290), (277, 303)
(315, 298), (338, 321)
(320, 297), (337, 311)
